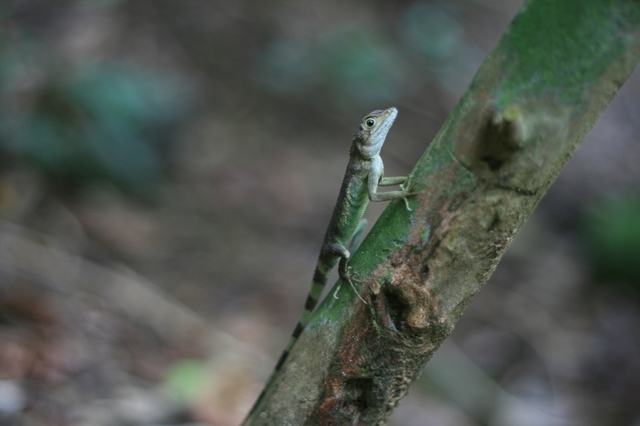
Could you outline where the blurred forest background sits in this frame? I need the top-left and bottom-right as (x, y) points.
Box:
(0, 1), (639, 425)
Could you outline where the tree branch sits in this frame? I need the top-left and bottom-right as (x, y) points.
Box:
(244, 0), (640, 424)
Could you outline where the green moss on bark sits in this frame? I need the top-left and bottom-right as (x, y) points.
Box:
(497, 0), (640, 108)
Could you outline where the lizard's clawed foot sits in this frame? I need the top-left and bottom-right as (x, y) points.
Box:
(349, 280), (369, 305)
(402, 196), (412, 211)
(399, 176), (412, 192)
(332, 284), (342, 299)
(400, 177), (418, 211)
(334, 275), (368, 305)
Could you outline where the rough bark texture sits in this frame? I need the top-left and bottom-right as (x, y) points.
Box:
(244, 0), (640, 424)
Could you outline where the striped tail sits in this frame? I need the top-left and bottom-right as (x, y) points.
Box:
(243, 255), (334, 422)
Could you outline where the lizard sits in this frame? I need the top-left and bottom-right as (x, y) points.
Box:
(243, 107), (413, 421)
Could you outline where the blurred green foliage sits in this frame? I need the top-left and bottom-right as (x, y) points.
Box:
(320, 30), (407, 105)
(0, 30), (191, 192)
(256, 29), (407, 109)
(398, 2), (463, 62)
(581, 194), (640, 286)
(161, 359), (209, 404)
(254, 1), (464, 110)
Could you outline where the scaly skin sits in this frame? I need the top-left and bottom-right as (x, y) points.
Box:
(244, 107), (413, 422)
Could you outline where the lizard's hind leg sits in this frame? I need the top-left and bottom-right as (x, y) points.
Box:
(332, 219), (369, 304)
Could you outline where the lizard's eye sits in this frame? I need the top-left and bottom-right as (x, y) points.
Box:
(365, 118), (376, 128)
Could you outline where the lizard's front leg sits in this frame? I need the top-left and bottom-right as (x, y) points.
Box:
(368, 171), (415, 210)
(378, 176), (408, 186)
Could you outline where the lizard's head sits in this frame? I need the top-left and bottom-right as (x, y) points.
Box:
(354, 107), (398, 159)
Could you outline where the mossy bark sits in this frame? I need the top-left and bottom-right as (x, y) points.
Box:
(244, 0), (640, 424)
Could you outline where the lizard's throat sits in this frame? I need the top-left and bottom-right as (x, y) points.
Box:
(357, 141), (384, 159)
